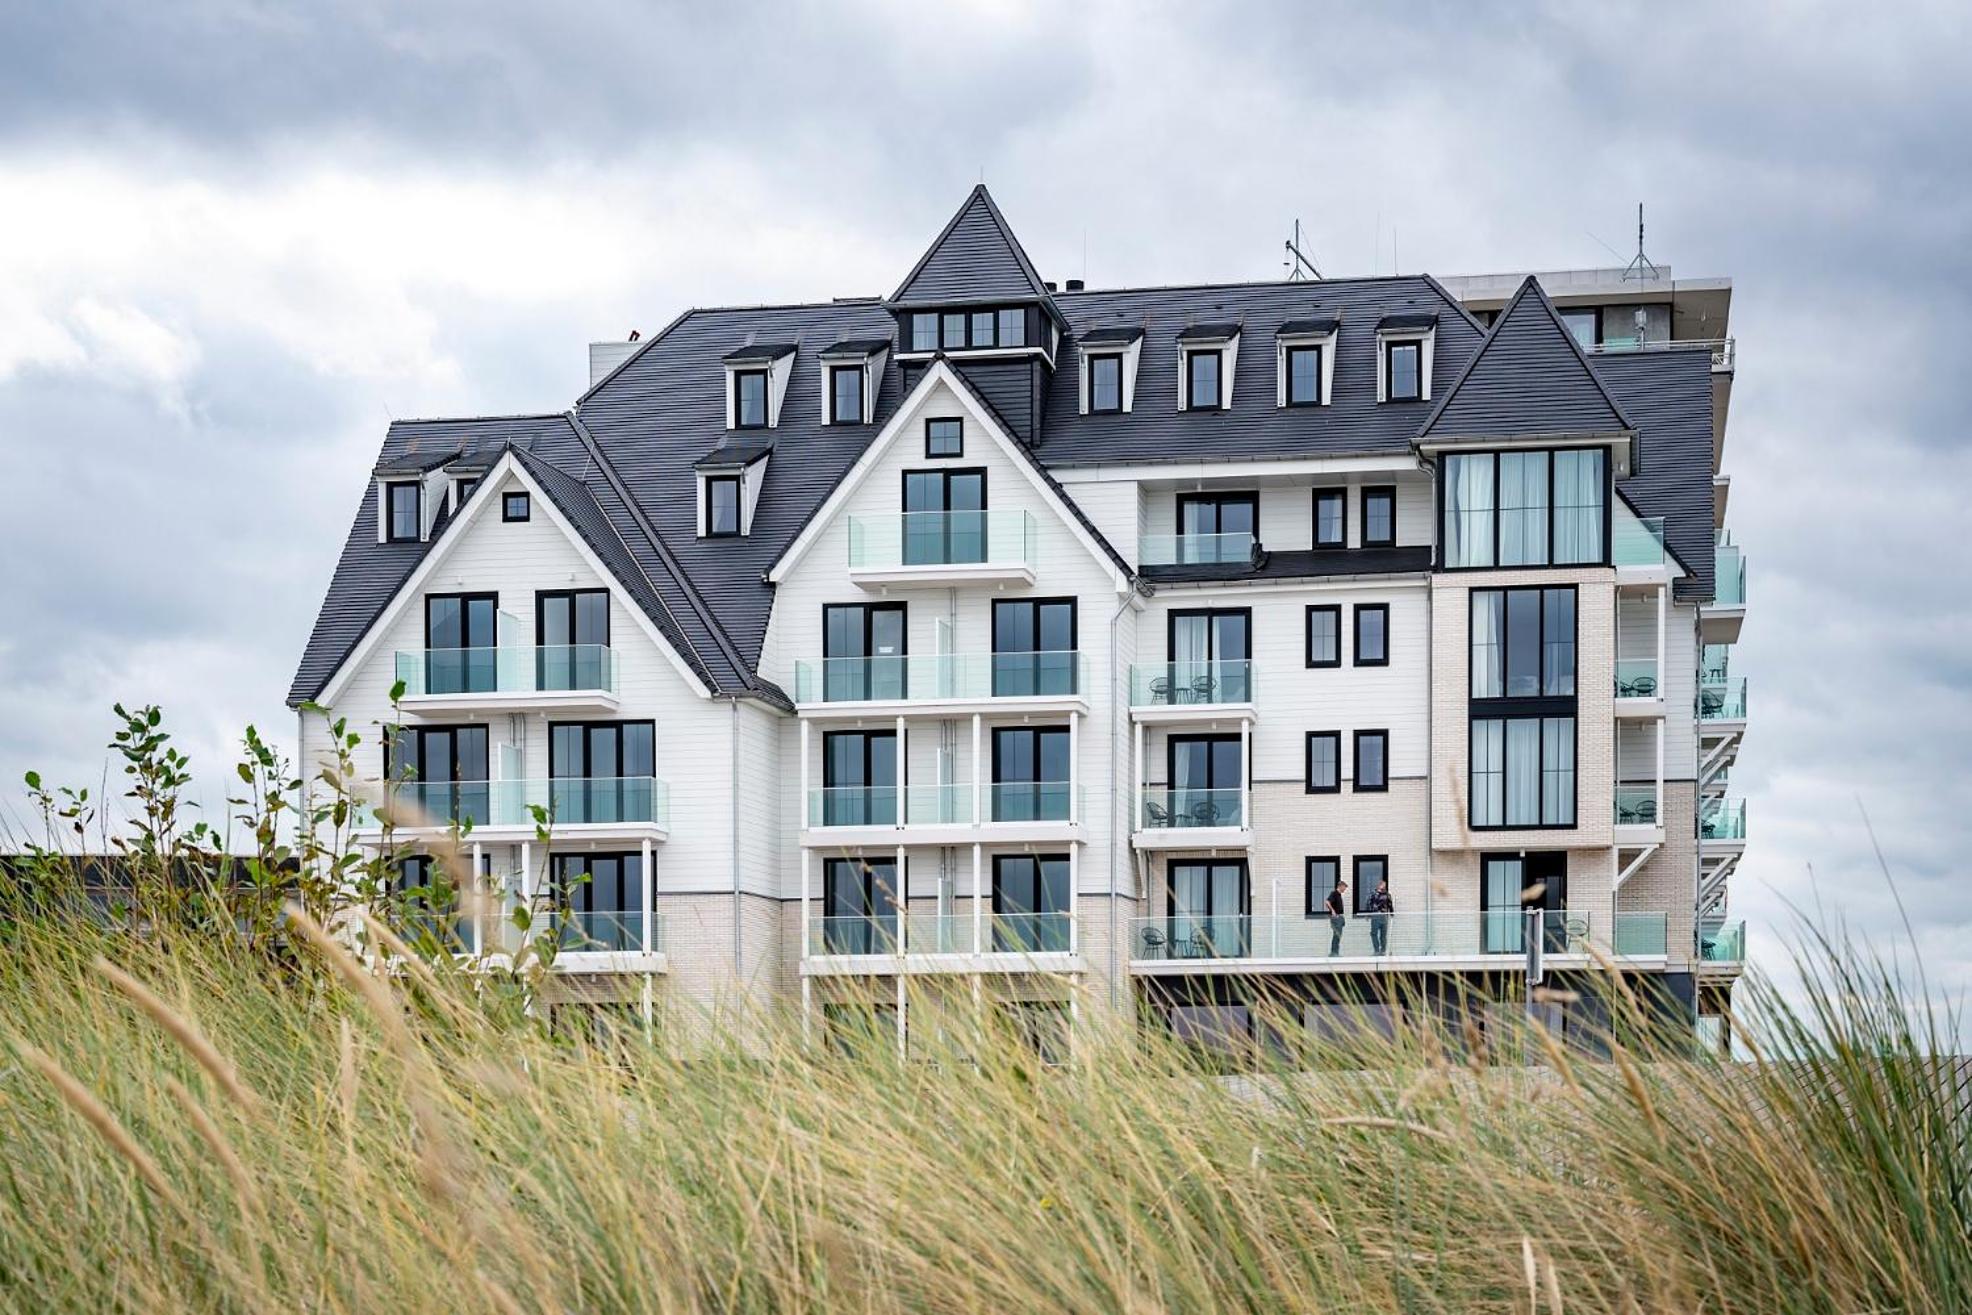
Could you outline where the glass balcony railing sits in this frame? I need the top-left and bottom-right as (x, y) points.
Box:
(1139, 532), (1259, 567)
(792, 652), (1084, 703)
(1131, 911), (1669, 962)
(1128, 660), (1256, 706)
(1700, 920), (1747, 963)
(1614, 785), (1659, 827)
(1614, 659), (1660, 699)
(803, 784), (1077, 827)
(1612, 514), (1669, 568)
(988, 781), (1075, 823)
(1715, 535), (1747, 606)
(394, 645), (616, 697)
(551, 909), (659, 955)
(846, 511), (1036, 571)
(1701, 798), (1747, 842)
(1137, 787), (1244, 831)
(374, 777), (668, 829)
(807, 914), (902, 956)
(1701, 643), (1731, 684)
(989, 911), (1072, 954)
(1700, 678), (1748, 721)
(806, 786), (899, 828)
(806, 911), (1074, 957)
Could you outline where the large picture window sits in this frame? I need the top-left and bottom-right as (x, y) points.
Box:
(1470, 716), (1576, 828)
(1470, 587), (1576, 699)
(1470, 586), (1576, 829)
(1441, 448), (1607, 570)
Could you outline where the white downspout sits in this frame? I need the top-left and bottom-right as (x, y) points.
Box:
(1107, 582), (1135, 1010)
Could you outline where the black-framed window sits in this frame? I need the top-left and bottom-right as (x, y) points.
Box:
(1352, 855), (1388, 915)
(1305, 731), (1340, 793)
(549, 720), (656, 823)
(902, 467), (986, 564)
(910, 312), (939, 352)
(1304, 856), (1341, 916)
(1481, 851), (1566, 953)
(829, 364), (864, 424)
(992, 854), (1070, 952)
(925, 417), (963, 458)
(821, 730), (898, 826)
(822, 856), (899, 953)
(1353, 604), (1389, 667)
(1441, 448), (1608, 569)
(998, 308), (1026, 347)
(1176, 491), (1257, 563)
(1166, 608), (1251, 702)
(705, 475), (741, 537)
(1384, 339), (1422, 402)
(1470, 717), (1575, 828)
(822, 602), (906, 701)
(1313, 488), (1346, 549)
(1560, 307), (1601, 348)
(536, 589), (608, 690)
(386, 481), (421, 541)
(992, 598), (1077, 696)
(454, 477), (479, 508)
(503, 492), (530, 522)
(733, 369), (768, 429)
(991, 726), (1070, 822)
(384, 724), (490, 825)
(1362, 486), (1396, 547)
(390, 853), (471, 951)
(942, 312), (966, 348)
(1353, 730), (1388, 792)
(548, 852), (644, 951)
(970, 310), (996, 346)
(1166, 734), (1243, 827)
(1186, 350), (1222, 409)
(1166, 859), (1249, 957)
(424, 593), (497, 694)
(1470, 587), (1575, 699)
(1305, 604), (1340, 668)
(1088, 354), (1122, 413)
(1286, 344), (1322, 405)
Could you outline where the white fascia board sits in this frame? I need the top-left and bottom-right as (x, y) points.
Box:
(1049, 452), (1427, 484)
(316, 452), (713, 708)
(765, 358), (1130, 593)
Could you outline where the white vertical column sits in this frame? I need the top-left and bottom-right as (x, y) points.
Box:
(1069, 846), (1080, 955)
(1133, 720), (1144, 832)
(1068, 711), (1080, 825)
(1239, 718), (1252, 829)
(896, 975), (907, 1055)
(641, 837), (653, 955)
(800, 849), (812, 961)
(895, 843), (907, 953)
(895, 716), (906, 829)
(971, 714), (982, 827)
(972, 843), (983, 954)
(1655, 719), (1665, 821)
(800, 719), (811, 833)
(470, 840), (483, 953)
(518, 839), (533, 956)
(1655, 581), (1667, 693)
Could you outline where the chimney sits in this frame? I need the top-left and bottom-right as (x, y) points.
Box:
(587, 330), (642, 386)
(1065, 279), (1085, 292)
(1044, 281), (1058, 292)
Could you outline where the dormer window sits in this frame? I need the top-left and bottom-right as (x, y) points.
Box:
(1286, 345), (1322, 405)
(830, 366), (863, 424)
(453, 476), (479, 509)
(385, 481), (421, 542)
(911, 313), (938, 351)
(941, 313), (966, 348)
(970, 311), (996, 346)
(705, 475), (741, 537)
(1187, 351), (1222, 410)
(1089, 356), (1122, 413)
(1276, 317), (1339, 409)
(1385, 340), (1421, 402)
(1177, 323), (1240, 411)
(1375, 312), (1437, 403)
(997, 308), (1026, 347)
(1077, 325), (1142, 415)
(733, 370), (768, 429)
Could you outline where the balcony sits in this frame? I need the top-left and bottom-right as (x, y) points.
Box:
(1614, 785), (1661, 840)
(548, 909), (668, 974)
(393, 645), (618, 714)
(1705, 533), (1748, 642)
(1700, 678), (1748, 726)
(1612, 514), (1670, 574)
(1139, 532), (1259, 568)
(1129, 911), (1668, 972)
(802, 911), (1077, 974)
(1133, 787), (1247, 849)
(367, 776), (669, 840)
(1701, 798), (1747, 849)
(1128, 661), (1257, 722)
(801, 783), (1079, 845)
(792, 652), (1086, 713)
(1699, 919), (1747, 966)
(845, 510), (1036, 587)
(1701, 644), (1731, 684)
(1613, 659), (1663, 716)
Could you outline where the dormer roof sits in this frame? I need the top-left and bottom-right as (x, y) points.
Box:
(721, 342), (798, 364)
(1418, 276), (1636, 443)
(889, 185), (1060, 318)
(818, 337), (892, 360)
(1377, 311), (1439, 332)
(1176, 321), (1242, 343)
(1277, 316), (1341, 337)
(1079, 325), (1145, 346)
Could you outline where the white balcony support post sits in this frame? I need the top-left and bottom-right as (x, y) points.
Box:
(800, 720), (810, 831)
(641, 837), (653, 955)
(800, 976), (812, 1042)
(519, 840), (533, 901)
(895, 717), (906, 829)
(895, 844), (907, 954)
(800, 849), (811, 961)
(1270, 877), (1279, 958)
(1240, 718), (1252, 829)
(896, 975), (907, 1055)
(1069, 711), (1080, 825)
(1069, 847), (1080, 955)
(1655, 581), (1667, 690)
(1133, 721), (1144, 831)
(1655, 719), (1665, 817)
(972, 843), (983, 954)
(971, 714), (982, 826)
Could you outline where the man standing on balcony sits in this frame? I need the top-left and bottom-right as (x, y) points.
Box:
(1367, 878), (1394, 956)
(1324, 875), (1348, 956)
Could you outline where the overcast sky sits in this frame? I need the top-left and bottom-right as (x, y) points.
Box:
(2, 0), (1967, 1002)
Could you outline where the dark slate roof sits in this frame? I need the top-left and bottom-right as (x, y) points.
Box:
(1596, 348), (1718, 602)
(1080, 325), (1144, 346)
(1143, 545), (1433, 585)
(692, 435), (775, 469)
(889, 185), (1059, 313)
(1378, 311), (1438, 331)
(1177, 322), (1242, 342)
(1419, 277), (1635, 441)
(1278, 317), (1341, 336)
(287, 414), (578, 704)
(721, 342), (797, 364)
(819, 337), (892, 358)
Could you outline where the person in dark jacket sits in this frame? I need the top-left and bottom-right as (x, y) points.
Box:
(1367, 878), (1395, 955)
(1324, 875), (1348, 956)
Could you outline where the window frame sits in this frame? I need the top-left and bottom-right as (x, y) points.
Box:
(1361, 485), (1397, 548)
(1468, 714), (1578, 830)
(1353, 604), (1390, 668)
(548, 719), (657, 781)
(385, 481), (422, 541)
(924, 417), (963, 459)
(732, 368), (769, 430)
(1384, 338), (1423, 403)
(1304, 604), (1341, 668)
(1175, 491), (1259, 544)
(1303, 856), (1341, 917)
(828, 364), (865, 425)
(969, 310), (997, 348)
(910, 312), (939, 353)
(502, 492), (531, 523)
(1285, 343), (1322, 406)
(1352, 729), (1389, 793)
(1312, 487), (1347, 549)
(1087, 353), (1123, 414)
(1469, 586), (1577, 701)
(1437, 446), (1611, 571)
(1304, 731), (1341, 794)
(1352, 855), (1389, 915)
(1184, 349), (1223, 411)
(704, 474), (742, 538)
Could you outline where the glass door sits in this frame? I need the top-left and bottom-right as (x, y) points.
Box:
(991, 726), (1069, 821)
(1168, 734), (1242, 828)
(425, 593), (498, 694)
(822, 856), (900, 953)
(1168, 861), (1248, 958)
(823, 604), (907, 701)
(992, 855), (1070, 952)
(903, 469), (986, 564)
(1167, 610), (1250, 704)
(537, 589), (608, 690)
(822, 731), (898, 826)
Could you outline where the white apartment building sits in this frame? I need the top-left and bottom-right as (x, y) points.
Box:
(291, 188), (1749, 1052)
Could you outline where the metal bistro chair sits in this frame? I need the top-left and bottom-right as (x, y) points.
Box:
(1187, 674), (1217, 705)
(1188, 797), (1222, 828)
(1149, 674), (1175, 705)
(1700, 689), (1725, 717)
(1633, 798), (1656, 825)
(1140, 925), (1169, 959)
(1627, 675), (1657, 698)
(1143, 800), (1174, 829)
(1565, 916), (1591, 953)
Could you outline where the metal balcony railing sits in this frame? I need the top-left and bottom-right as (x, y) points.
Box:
(1130, 911), (1669, 961)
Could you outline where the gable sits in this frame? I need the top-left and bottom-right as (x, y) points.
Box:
(891, 186), (1052, 306)
(1419, 277), (1635, 440)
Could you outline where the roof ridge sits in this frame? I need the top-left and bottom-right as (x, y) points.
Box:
(888, 186), (1059, 316)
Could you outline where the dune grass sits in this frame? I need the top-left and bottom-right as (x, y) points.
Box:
(0, 886), (1964, 1314)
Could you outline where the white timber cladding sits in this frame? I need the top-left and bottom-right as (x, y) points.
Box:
(1139, 471), (1432, 552)
(298, 468), (744, 898)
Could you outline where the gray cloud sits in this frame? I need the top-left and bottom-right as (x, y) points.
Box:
(1, 0), (1967, 1004)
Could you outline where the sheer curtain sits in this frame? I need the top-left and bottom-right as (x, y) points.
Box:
(1470, 592), (1503, 698)
(1443, 453), (1495, 567)
(1553, 449), (1605, 564)
(1542, 718), (1576, 825)
(1505, 718), (1541, 826)
(1499, 451), (1549, 565)
(1471, 719), (1504, 827)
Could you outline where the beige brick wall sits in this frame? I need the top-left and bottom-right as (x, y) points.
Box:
(1619, 779), (1698, 971)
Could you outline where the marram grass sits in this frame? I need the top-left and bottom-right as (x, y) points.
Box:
(0, 905), (1965, 1313)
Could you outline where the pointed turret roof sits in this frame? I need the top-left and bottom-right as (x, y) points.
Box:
(890, 185), (1058, 312)
(1419, 276), (1636, 441)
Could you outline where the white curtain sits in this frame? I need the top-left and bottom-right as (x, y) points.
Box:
(1471, 719), (1504, 827)
(1505, 718), (1541, 826)
(1444, 453), (1495, 568)
(1470, 592), (1503, 698)
(1553, 449), (1604, 564)
(1542, 718), (1576, 825)
(1499, 451), (1549, 566)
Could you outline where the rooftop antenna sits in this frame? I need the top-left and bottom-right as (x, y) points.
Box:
(1622, 203), (1661, 281)
(1283, 219), (1322, 281)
